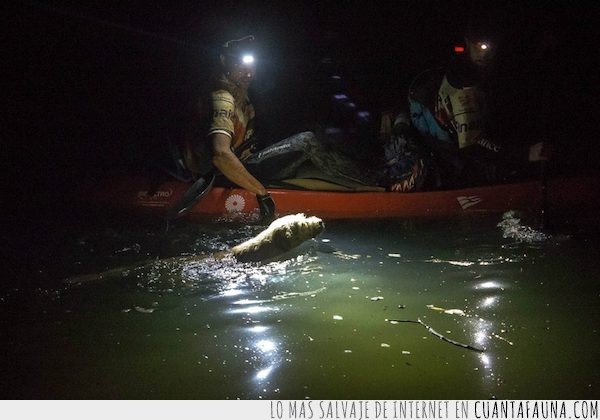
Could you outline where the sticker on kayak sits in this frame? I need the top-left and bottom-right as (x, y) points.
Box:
(457, 195), (483, 210)
(225, 194), (246, 213)
(137, 189), (173, 207)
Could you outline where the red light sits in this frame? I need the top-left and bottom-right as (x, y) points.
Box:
(454, 45), (465, 53)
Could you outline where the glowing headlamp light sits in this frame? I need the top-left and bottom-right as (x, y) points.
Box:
(241, 54), (255, 65)
(473, 41), (492, 51)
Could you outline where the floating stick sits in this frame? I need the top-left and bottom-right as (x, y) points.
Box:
(387, 318), (485, 353)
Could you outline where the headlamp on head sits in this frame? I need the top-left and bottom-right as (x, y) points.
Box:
(466, 37), (494, 53)
(221, 35), (256, 66)
(241, 54), (255, 65)
(477, 42), (490, 51)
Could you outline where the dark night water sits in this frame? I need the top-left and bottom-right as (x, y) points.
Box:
(1, 211), (599, 399)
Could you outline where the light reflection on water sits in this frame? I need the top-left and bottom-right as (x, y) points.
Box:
(1, 214), (599, 399)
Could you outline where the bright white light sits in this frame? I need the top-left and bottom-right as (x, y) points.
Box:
(481, 296), (498, 308)
(479, 43), (489, 50)
(479, 353), (492, 369)
(228, 305), (275, 314)
(255, 366), (273, 380)
(256, 339), (276, 353)
(476, 281), (501, 290)
(242, 54), (255, 64)
(474, 330), (488, 345)
(247, 325), (269, 333)
(220, 288), (245, 297)
(232, 299), (270, 305)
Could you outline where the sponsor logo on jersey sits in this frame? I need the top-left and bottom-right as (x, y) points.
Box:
(477, 138), (501, 153)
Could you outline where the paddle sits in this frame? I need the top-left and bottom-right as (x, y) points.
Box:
(531, 141), (552, 231)
(166, 170), (216, 225)
(539, 159), (548, 231)
(165, 135), (259, 228)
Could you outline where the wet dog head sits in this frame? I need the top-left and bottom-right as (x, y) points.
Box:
(232, 213), (324, 262)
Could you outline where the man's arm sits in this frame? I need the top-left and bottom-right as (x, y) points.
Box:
(211, 133), (268, 196)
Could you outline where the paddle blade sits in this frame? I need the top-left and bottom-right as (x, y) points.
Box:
(166, 173), (215, 221)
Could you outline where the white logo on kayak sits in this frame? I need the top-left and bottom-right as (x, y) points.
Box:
(457, 195), (483, 210)
(225, 194), (246, 213)
(137, 189), (173, 207)
(137, 189), (173, 200)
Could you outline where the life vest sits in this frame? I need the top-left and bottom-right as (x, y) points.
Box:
(409, 67), (487, 149)
(182, 75), (255, 174)
(436, 75), (486, 149)
(207, 75), (255, 150)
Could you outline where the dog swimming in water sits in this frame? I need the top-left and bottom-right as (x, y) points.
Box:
(65, 213), (325, 284)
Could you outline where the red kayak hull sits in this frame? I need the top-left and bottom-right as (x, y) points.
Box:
(86, 175), (600, 222)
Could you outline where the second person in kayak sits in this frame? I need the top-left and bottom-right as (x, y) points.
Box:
(408, 17), (550, 189)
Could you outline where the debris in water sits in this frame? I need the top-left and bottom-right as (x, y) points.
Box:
(388, 253), (401, 258)
(333, 251), (361, 260)
(492, 333), (514, 346)
(387, 318), (485, 352)
(424, 258), (475, 266)
(402, 350), (411, 355)
(444, 309), (466, 316)
(427, 304), (466, 316)
(370, 296), (384, 301)
(272, 287), (326, 300)
(381, 343), (391, 348)
(134, 306), (155, 313)
(333, 315), (343, 320)
(398, 304), (406, 309)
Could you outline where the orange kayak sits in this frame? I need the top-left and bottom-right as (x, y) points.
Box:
(86, 175), (600, 222)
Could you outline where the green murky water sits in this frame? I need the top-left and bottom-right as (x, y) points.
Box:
(1, 213), (599, 399)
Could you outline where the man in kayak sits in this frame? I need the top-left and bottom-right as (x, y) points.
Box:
(408, 19), (550, 189)
(176, 35), (422, 221)
(177, 35), (275, 221)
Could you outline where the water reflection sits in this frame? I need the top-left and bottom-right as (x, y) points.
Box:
(256, 339), (277, 353)
(472, 318), (493, 348)
(219, 288), (246, 297)
(218, 270), (288, 396)
(228, 305), (277, 315)
(244, 325), (281, 387)
(474, 280), (505, 291)
(479, 296), (499, 308)
(479, 353), (493, 370)
(255, 366), (274, 381)
(246, 324), (282, 392)
(232, 299), (271, 305)
(248, 325), (270, 333)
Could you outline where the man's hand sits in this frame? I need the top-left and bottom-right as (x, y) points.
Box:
(257, 193), (276, 223)
(529, 142), (552, 162)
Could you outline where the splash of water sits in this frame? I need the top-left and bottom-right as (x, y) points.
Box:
(497, 211), (549, 243)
